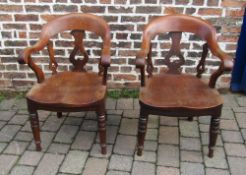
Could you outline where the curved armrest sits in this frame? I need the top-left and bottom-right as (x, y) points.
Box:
(17, 42), (46, 83)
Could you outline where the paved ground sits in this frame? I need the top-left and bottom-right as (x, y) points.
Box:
(0, 92), (245, 175)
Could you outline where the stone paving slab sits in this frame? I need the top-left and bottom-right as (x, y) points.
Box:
(0, 94), (245, 175)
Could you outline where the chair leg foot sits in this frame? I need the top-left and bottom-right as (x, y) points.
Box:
(29, 111), (42, 151)
(137, 109), (148, 156)
(188, 117), (193, 121)
(98, 114), (107, 155)
(208, 115), (220, 158)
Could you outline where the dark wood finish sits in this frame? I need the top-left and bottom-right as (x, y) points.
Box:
(136, 14), (233, 158)
(18, 13), (111, 154)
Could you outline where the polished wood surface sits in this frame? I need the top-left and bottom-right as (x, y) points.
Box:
(136, 14), (233, 158)
(18, 13), (111, 154)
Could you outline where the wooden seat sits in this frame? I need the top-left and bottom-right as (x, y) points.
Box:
(140, 74), (222, 109)
(18, 13), (111, 154)
(27, 72), (106, 107)
(136, 14), (233, 158)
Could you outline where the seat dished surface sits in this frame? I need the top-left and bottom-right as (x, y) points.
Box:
(27, 71), (106, 107)
(140, 74), (223, 109)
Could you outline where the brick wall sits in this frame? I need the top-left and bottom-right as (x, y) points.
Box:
(0, 0), (245, 90)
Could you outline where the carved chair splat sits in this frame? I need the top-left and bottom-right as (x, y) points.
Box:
(18, 13), (111, 154)
(136, 14), (233, 158)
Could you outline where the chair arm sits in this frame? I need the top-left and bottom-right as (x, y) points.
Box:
(100, 46), (111, 67)
(17, 42), (46, 83)
(136, 51), (148, 86)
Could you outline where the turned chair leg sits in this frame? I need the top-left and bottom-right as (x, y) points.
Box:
(28, 108), (41, 151)
(57, 112), (62, 118)
(97, 105), (107, 154)
(137, 109), (148, 156)
(188, 117), (193, 121)
(208, 115), (220, 157)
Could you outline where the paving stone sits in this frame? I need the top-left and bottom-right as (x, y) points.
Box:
(64, 117), (83, 125)
(4, 141), (29, 155)
(180, 120), (199, 137)
(96, 125), (118, 144)
(241, 129), (246, 140)
(203, 147), (228, 169)
(37, 110), (50, 121)
(181, 150), (203, 163)
(146, 129), (158, 141)
(29, 131), (55, 151)
(0, 142), (7, 153)
(157, 166), (180, 175)
(181, 162), (205, 175)
(233, 107), (246, 113)
(34, 153), (64, 175)
(19, 151), (43, 166)
(144, 140), (158, 151)
(221, 109), (234, 119)
(0, 121), (6, 129)
(222, 94), (238, 107)
(54, 125), (78, 143)
(41, 116), (64, 132)
(198, 116), (210, 124)
(107, 114), (122, 126)
(114, 135), (136, 155)
(106, 98), (117, 109)
(201, 133), (223, 146)
(205, 168), (230, 175)
(85, 111), (97, 120)
(21, 122), (32, 132)
(72, 131), (96, 150)
(9, 165), (34, 175)
(9, 115), (28, 125)
(0, 99), (15, 110)
(228, 156), (246, 175)
(224, 143), (246, 157)
(237, 96), (246, 106)
(160, 117), (178, 126)
(132, 161), (155, 175)
(0, 111), (16, 121)
(59, 150), (88, 174)
(159, 126), (179, 144)
(199, 124), (209, 132)
(222, 130), (244, 143)
(119, 118), (138, 135)
(0, 154), (19, 175)
(220, 119), (239, 130)
(47, 143), (70, 154)
(107, 171), (130, 175)
(13, 99), (27, 110)
(147, 115), (159, 128)
(90, 144), (113, 158)
(0, 125), (21, 142)
(123, 110), (139, 118)
(158, 144), (179, 167)
(68, 112), (85, 117)
(134, 151), (156, 163)
(134, 99), (140, 109)
(117, 99), (133, 110)
(235, 113), (246, 128)
(107, 110), (123, 115)
(181, 137), (201, 151)
(81, 120), (98, 131)
(14, 131), (33, 142)
(109, 154), (133, 171)
(83, 157), (108, 175)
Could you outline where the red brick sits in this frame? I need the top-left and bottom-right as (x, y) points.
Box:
(15, 14), (38, 21)
(0, 15), (12, 21)
(81, 6), (105, 13)
(198, 8), (223, 16)
(226, 9), (245, 17)
(0, 5), (23, 12)
(25, 5), (50, 12)
(221, 0), (246, 7)
(113, 74), (137, 81)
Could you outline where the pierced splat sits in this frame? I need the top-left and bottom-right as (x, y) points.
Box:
(69, 30), (89, 72)
(163, 32), (185, 74)
(196, 43), (208, 78)
(47, 41), (58, 75)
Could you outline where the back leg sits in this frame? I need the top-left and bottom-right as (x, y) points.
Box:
(208, 115), (220, 157)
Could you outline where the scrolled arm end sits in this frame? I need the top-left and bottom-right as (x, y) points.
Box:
(136, 51), (146, 68)
(100, 46), (111, 67)
(223, 56), (234, 71)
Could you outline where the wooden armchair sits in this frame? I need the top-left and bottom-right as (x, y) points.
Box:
(18, 13), (111, 154)
(136, 14), (233, 157)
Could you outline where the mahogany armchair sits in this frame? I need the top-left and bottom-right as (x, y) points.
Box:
(136, 14), (233, 157)
(18, 13), (111, 154)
